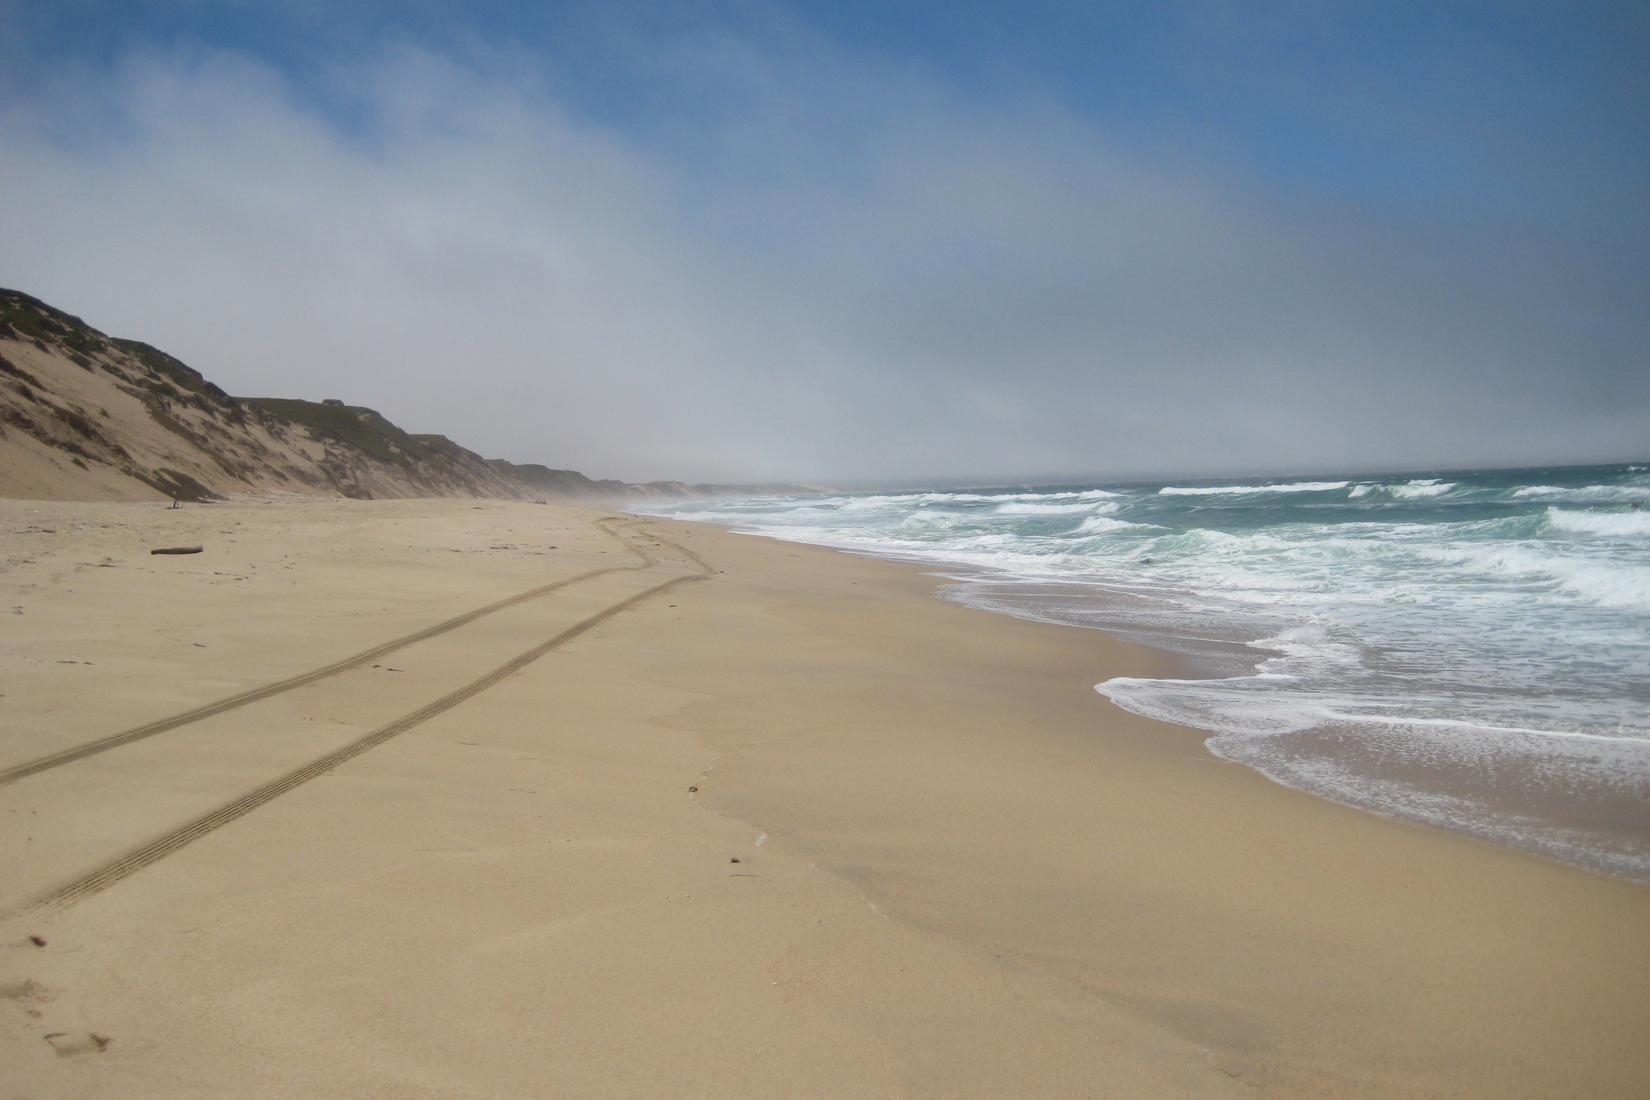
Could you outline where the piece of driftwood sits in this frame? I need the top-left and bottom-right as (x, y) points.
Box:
(149, 546), (204, 555)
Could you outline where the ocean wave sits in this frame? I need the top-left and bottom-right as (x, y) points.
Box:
(1095, 676), (1650, 879)
(976, 488), (1122, 505)
(835, 495), (917, 512)
(1425, 543), (1650, 610)
(837, 488), (1123, 511)
(642, 466), (1650, 882)
(1317, 710), (1649, 745)
(1545, 508), (1650, 538)
(662, 509), (744, 523)
(897, 509), (974, 529)
(1512, 484), (1650, 503)
(1072, 514), (1153, 535)
(1250, 623), (1365, 669)
(1165, 527), (1294, 551)
(994, 500), (1114, 515)
(1391, 479), (1456, 498)
(985, 488), (1119, 502)
(1159, 480), (1349, 496)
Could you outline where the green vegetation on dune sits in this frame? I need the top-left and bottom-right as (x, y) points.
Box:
(0, 290), (109, 359)
(244, 397), (427, 470)
(111, 338), (239, 412)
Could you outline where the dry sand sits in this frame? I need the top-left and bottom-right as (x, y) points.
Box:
(1, 497), (1645, 1098)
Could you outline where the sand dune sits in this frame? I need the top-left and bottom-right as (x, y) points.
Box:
(0, 288), (813, 504)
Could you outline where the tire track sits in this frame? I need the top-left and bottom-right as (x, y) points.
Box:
(24, 526), (708, 914)
(0, 517), (651, 788)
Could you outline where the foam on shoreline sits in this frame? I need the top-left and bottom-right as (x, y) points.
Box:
(640, 461), (1650, 881)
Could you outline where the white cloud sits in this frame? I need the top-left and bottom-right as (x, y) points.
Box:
(1, 32), (1644, 483)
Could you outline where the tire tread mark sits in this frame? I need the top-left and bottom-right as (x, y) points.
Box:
(0, 518), (651, 787)
(25, 526), (707, 914)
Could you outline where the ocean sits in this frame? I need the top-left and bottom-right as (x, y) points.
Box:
(638, 462), (1650, 881)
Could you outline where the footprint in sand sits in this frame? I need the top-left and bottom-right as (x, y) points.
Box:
(1, 977), (54, 1019)
(44, 1030), (112, 1056)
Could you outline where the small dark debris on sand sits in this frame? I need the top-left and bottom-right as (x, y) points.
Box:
(687, 785), (698, 793)
(150, 545), (204, 555)
(29, 934), (46, 947)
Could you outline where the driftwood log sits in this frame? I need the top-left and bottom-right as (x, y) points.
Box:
(149, 546), (204, 555)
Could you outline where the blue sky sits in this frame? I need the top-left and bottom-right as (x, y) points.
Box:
(13, 2), (1642, 195)
(1, 2), (1645, 481)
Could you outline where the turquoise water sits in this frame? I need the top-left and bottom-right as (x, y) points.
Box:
(640, 463), (1650, 880)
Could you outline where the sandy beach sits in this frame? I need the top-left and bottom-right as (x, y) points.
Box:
(2, 496), (1646, 1098)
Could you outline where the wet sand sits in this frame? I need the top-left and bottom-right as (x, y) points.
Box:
(1, 497), (1646, 1097)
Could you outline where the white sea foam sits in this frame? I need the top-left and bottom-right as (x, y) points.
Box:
(664, 509), (744, 523)
(1159, 480), (1349, 496)
(1315, 709), (1648, 745)
(1545, 508), (1650, 538)
(993, 500), (1110, 515)
(1250, 624), (1365, 669)
(897, 509), (971, 529)
(836, 495), (910, 511)
(1170, 527), (1293, 552)
(1096, 676), (1650, 880)
(1391, 480), (1455, 498)
(638, 465), (1650, 882)
(835, 488), (1124, 511)
(1425, 543), (1650, 610)
(981, 488), (1120, 502)
(1073, 514), (1151, 534)
(1513, 484), (1649, 502)
(1557, 566), (1650, 610)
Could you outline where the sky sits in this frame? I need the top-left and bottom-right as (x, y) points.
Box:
(1, 2), (1646, 485)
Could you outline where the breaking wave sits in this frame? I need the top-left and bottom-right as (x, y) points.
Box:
(1390, 479), (1456, 498)
(1545, 507), (1650, 538)
(639, 462), (1650, 881)
(1159, 480), (1350, 496)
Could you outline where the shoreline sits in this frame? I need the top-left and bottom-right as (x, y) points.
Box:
(2, 497), (1646, 1097)
(645, 508), (1650, 886)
